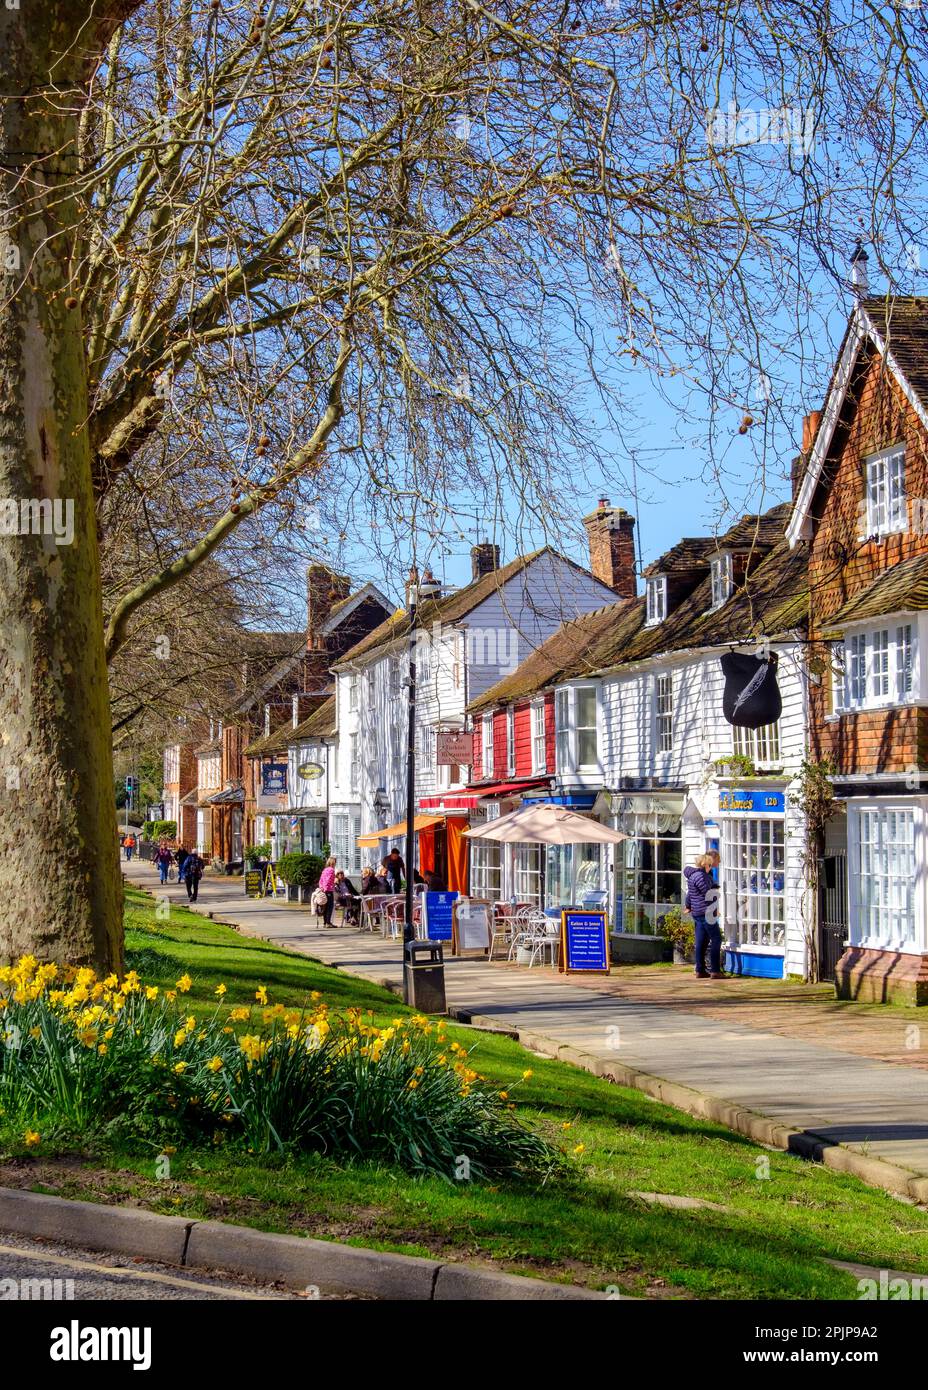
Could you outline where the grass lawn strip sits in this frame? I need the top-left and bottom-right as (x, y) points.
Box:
(2, 885), (927, 1300)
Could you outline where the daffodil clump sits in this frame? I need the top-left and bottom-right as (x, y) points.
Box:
(0, 957), (564, 1182)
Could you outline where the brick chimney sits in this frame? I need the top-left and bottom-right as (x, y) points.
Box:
(582, 498), (637, 598)
(792, 410), (822, 501)
(306, 564), (351, 651)
(471, 541), (500, 581)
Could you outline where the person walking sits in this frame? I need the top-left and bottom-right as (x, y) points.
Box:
(317, 856), (337, 926)
(184, 849), (205, 903)
(123, 833), (136, 862)
(385, 847), (405, 894)
(156, 841), (173, 885)
(175, 845), (190, 885)
(684, 851), (723, 979)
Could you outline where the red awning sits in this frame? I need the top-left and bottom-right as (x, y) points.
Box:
(418, 794), (480, 810)
(466, 777), (551, 798)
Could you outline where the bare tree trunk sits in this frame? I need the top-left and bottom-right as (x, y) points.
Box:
(0, 5), (125, 969)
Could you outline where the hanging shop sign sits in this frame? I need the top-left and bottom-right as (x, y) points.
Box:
(720, 651), (782, 729)
(298, 762), (325, 781)
(262, 762), (288, 796)
(436, 731), (474, 766)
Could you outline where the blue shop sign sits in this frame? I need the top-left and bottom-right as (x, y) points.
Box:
(718, 787), (785, 815)
(560, 910), (609, 974)
(424, 891), (458, 942)
(262, 762), (288, 796)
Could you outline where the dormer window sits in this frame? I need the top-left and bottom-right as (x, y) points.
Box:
(864, 446), (906, 537)
(645, 575), (667, 626)
(710, 552), (733, 610)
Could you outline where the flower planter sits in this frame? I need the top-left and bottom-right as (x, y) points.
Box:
(673, 944), (695, 965)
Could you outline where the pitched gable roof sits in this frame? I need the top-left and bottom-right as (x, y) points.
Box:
(787, 297), (928, 546)
(468, 599), (638, 711)
(469, 507), (805, 706)
(337, 547), (613, 667)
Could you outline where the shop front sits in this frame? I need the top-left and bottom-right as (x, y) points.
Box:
(716, 784), (788, 979)
(465, 777), (550, 903)
(600, 793), (685, 934)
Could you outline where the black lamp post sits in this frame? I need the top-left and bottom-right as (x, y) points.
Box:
(404, 565), (441, 993)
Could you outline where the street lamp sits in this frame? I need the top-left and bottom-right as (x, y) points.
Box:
(404, 565), (441, 989)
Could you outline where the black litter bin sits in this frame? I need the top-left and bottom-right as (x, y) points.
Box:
(403, 939), (447, 1013)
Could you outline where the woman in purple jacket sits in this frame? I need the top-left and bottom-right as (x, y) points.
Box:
(684, 852), (723, 979)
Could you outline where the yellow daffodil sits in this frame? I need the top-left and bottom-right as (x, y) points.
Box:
(23, 1130), (40, 1147)
(145, 986), (158, 1001)
(206, 1056), (223, 1073)
(573, 1143), (585, 1156)
(215, 983), (227, 997)
(176, 974), (192, 994)
(173, 1061), (187, 1074)
(255, 986), (268, 1006)
(521, 1069), (533, 1080)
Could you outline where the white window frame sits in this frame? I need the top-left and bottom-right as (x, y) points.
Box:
(733, 720), (781, 766)
(864, 445), (906, 537)
(575, 685), (599, 771)
(721, 815), (787, 951)
(835, 621), (919, 711)
(506, 706), (515, 777)
(348, 675), (358, 712)
(645, 575), (667, 627)
(531, 700), (547, 774)
(555, 689), (570, 773)
(655, 673), (674, 754)
(482, 712), (494, 778)
(470, 840), (502, 900)
(710, 552), (733, 610)
(848, 800), (923, 953)
(349, 732), (359, 793)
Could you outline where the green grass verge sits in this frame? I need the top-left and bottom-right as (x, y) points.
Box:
(4, 884), (927, 1299)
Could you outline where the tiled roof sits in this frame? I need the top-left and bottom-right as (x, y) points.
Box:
(470, 507), (806, 706)
(820, 552), (928, 635)
(862, 295), (928, 414)
(337, 549), (546, 664)
(337, 547), (614, 666)
(718, 502), (793, 549)
(468, 600), (639, 711)
(289, 695), (336, 740)
(242, 726), (293, 758)
(642, 537), (717, 577)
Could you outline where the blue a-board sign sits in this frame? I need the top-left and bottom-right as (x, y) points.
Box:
(560, 910), (609, 974)
(423, 891), (458, 942)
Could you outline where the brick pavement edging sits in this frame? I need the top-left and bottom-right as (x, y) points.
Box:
(0, 1188), (609, 1300)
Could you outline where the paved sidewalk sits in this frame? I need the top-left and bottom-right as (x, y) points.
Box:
(127, 862), (928, 1187)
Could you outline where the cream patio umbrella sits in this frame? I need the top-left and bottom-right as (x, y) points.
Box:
(463, 803), (627, 845)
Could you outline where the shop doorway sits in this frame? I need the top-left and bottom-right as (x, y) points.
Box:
(818, 852), (848, 982)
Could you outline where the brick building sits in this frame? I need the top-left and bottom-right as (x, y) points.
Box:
(788, 295), (928, 1002)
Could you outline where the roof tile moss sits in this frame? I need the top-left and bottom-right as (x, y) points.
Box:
(820, 552), (928, 635)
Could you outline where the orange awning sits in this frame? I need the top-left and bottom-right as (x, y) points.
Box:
(357, 813), (445, 847)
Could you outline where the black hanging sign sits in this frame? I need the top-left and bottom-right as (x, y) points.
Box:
(720, 651), (782, 729)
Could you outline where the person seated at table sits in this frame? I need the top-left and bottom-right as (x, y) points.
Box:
(376, 857), (393, 893)
(334, 870), (361, 924)
(422, 868), (448, 892)
(360, 865), (382, 895)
